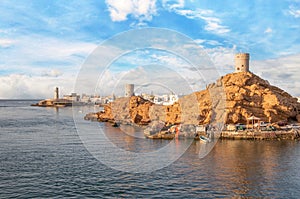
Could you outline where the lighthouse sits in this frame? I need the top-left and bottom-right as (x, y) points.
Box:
(54, 87), (59, 100)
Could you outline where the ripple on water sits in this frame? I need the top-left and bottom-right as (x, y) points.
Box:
(1, 102), (300, 198)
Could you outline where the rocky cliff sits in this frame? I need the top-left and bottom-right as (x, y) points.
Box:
(88, 72), (300, 125)
(220, 72), (300, 123)
(96, 96), (154, 125)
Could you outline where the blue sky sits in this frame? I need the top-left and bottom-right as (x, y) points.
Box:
(0, 0), (300, 98)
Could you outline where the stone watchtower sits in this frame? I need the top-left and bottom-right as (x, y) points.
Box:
(125, 84), (134, 97)
(234, 53), (250, 73)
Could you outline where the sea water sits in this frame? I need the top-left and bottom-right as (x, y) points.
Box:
(1, 100), (300, 198)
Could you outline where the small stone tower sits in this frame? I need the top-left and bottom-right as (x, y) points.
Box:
(54, 87), (59, 100)
(234, 53), (250, 73)
(125, 84), (134, 97)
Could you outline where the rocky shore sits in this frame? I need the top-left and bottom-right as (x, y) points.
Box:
(84, 72), (300, 140)
(85, 72), (300, 125)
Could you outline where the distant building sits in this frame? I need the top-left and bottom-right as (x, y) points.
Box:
(81, 94), (91, 103)
(141, 93), (154, 101)
(235, 53), (250, 73)
(79, 94), (114, 104)
(63, 93), (80, 102)
(125, 84), (134, 97)
(153, 96), (162, 104)
(90, 95), (103, 104)
(151, 94), (178, 105)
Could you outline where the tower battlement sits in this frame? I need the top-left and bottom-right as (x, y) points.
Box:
(234, 53), (250, 73)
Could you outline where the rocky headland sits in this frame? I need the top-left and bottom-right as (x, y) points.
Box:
(85, 72), (300, 126)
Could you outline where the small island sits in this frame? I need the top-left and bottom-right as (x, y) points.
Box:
(85, 53), (300, 140)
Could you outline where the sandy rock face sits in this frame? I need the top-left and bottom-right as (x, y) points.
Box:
(97, 96), (154, 125)
(90, 72), (300, 125)
(221, 72), (300, 123)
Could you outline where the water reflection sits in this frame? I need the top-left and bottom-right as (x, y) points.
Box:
(1, 100), (300, 197)
(184, 140), (300, 197)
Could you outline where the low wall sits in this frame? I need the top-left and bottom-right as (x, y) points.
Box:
(221, 130), (300, 140)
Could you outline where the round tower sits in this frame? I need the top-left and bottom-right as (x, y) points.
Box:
(234, 53), (250, 73)
(54, 87), (59, 100)
(125, 84), (134, 97)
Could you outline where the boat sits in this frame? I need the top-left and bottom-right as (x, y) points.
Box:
(112, 122), (120, 127)
(199, 135), (211, 143)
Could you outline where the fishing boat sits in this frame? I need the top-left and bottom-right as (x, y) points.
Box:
(199, 135), (211, 143)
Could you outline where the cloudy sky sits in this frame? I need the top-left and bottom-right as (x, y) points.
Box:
(0, 0), (300, 98)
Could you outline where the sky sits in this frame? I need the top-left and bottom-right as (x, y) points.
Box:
(0, 0), (300, 98)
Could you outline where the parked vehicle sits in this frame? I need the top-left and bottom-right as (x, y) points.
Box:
(236, 123), (246, 130)
(263, 126), (276, 131)
(286, 124), (300, 129)
(254, 121), (269, 128)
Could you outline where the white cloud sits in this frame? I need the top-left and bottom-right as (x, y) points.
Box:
(193, 39), (223, 47)
(17, 36), (96, 61)
(205, 46), (236, 75)
(0, 74), (76, 99)
(264, 27), (273, 34)
(0, 38), (15, 48)
(289, 6), (300, 18)
(105, 0), (157, 22)
(150, 53), (189, 67)
(175, 8), (212, 19)
(0, 35), (97, 75)
(41, 69), (63, 77)
(0, 35), (98, 99)
(251, 53), (300, 96)
(162, 0), (185, 10)
(171, 8), (230, 34)
(194, 39), (205, 44)
(204, 20), (230, 34)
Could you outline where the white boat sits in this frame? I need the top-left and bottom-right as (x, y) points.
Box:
(200, 135), (211, 143)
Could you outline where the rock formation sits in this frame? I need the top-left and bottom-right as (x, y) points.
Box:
(86, 72), (300, 125)
(221, 72), (300, 123)
(96, 96), (154, 125)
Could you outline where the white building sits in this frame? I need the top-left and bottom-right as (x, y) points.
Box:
(63, 93), (80, 102)
(153, 96), (162, 104)
(151, 94), (178, 105)
(162, 94), (178, 105)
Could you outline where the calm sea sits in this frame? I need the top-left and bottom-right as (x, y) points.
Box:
(1, 100), (300, 198)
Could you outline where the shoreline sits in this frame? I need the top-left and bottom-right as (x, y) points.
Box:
(84, 113), (300, 141)
(220, 130), (300, 140)
(144, 129), (300, 141)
